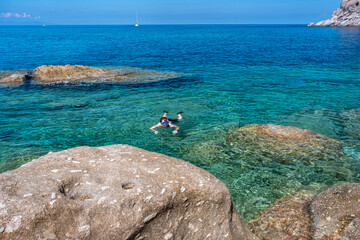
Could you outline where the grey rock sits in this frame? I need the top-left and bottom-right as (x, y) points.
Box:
(309, 0), (360, 27)
(0, 144), (258, 240)
(310, 183), (360, 239)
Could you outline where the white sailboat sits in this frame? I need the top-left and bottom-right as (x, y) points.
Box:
(135, 12), (139, 27)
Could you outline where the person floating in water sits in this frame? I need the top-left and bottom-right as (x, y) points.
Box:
(150, 111), (183, 135)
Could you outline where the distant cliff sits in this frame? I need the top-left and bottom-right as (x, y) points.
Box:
(309, 0), (360, 27)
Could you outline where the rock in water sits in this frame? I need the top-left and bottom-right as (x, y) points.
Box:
(0, 74), (25, 84)
(248, 190), (315, 240)
(32, 65), (106, 82)
(226, 124), (347, 163)
(341, 109), (360, 140)
(310, 183), (360, 239)
(309, 0), (360, 27)
(0, 144), (258, 240)
(281, 109), (340, 139)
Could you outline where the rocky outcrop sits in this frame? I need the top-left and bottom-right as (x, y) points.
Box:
(32, 65), (107, 82)
(309, 0), (360, 27)
(0, 65), (180, 86)
(0, 144), (258, 240)
(248, 190), (315, 240)
(311, 183), (360, 239)
(226, 124), (347, 163)
(0, 74), (26, 83)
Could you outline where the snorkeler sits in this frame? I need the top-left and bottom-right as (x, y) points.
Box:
(150, 111), (183, 135)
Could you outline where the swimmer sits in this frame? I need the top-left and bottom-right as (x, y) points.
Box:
(150, 111), (183, 135)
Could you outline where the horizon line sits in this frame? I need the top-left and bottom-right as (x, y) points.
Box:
(0, 23), (310, 26)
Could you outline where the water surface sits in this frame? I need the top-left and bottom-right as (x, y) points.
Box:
(1, 25), (360, 220)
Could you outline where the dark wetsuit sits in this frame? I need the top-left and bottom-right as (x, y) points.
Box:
(168, 118), (180, 123)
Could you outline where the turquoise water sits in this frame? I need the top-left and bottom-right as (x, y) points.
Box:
(1, 25), (360, 220)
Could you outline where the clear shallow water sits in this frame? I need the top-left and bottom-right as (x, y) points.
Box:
(1, 25), (360, 220)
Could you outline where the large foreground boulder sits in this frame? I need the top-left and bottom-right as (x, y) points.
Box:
(0, 144), (258, 240)
(309, 0), (360, 27)
(32, 65), (107, 82)
(226, 124), (347, 163)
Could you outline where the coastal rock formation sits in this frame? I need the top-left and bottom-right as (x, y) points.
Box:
(309, 0), (360, 27)
(0, 144), (258, 240)
(0, 74), (26, 83)
(310, 183), (360, 239)
(0, 65), (180, 86)
(32, 65), (107, 82)
(248, 190), (315, 240)
(226, 124), (346, 163)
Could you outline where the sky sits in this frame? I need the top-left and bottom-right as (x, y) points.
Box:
(0, 0), (341, 25)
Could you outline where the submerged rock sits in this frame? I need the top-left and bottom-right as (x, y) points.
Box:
(226, 124), (346, 163)
(0, 74), (26, 84)
(281, 109), (340, 138)
(0, 144), (258, 240)
(341, 108), (360, 140)
(309, 0), (360, 27)
(310, 183), (360, 239)
(248, 190), (315, 240)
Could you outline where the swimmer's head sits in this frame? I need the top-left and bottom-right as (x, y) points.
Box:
(160, 117), (169, 127)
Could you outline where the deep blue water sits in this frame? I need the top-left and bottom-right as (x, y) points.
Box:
(1, 25), (360, 220)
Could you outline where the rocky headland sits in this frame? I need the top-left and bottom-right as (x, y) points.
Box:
(309, 0), (360, 27)
(0, 144), (258, 240)
(0, 64), (179, 86)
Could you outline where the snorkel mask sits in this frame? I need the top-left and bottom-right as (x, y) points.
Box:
(161, 120), (170, 127)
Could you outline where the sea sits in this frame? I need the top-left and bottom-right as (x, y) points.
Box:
(1, 24), (360, 220)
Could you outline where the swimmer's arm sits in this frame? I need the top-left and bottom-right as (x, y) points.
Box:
(150, 123), (161, 134)
(169, 123), (179, 134)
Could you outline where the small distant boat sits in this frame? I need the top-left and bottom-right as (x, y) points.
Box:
(42, 24), (46, 27)
(135, 12), (139, 27)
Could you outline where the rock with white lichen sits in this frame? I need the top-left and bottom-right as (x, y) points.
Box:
(0, 144), (258, 240)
